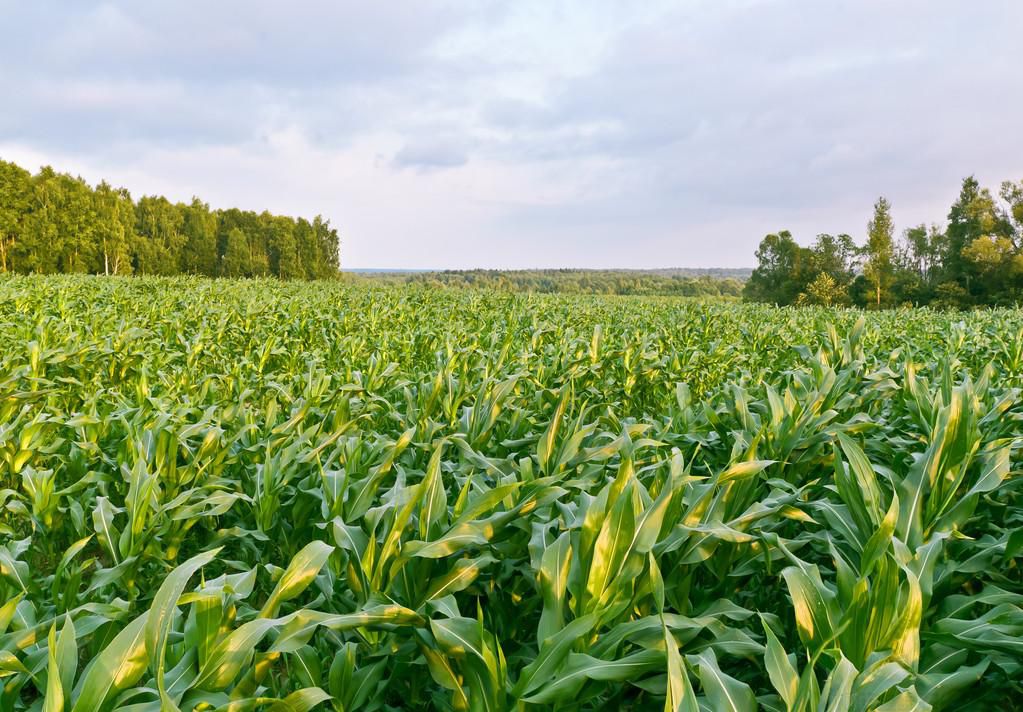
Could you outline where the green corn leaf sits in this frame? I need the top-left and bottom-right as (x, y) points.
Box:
(521, 649), (664, 705)
(664, 617), (698, 712)
(781, 565), (837, 656)
(423, 555), (496, 601)
(70, 613), (148, 712)
(872, 688), (933, 712)
(859, 494), (898, 577)
(192, 618), (280, 691)
(44, 624), (65, 712)
(537, 531), (573, 643)
(690, 649), (757, 712)
(512, 613), (598, 696)
(718, 459), (776, 484)
(850, 660), (910, 712)
(761, 618), (798, 709)
(146, 548), (221, 703)
(816, 655), (857, 712)
(267, 686), (332, 712)
(259, 541), (333, 618)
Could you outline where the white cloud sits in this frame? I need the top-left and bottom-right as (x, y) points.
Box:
(1, 0), (1021, 268)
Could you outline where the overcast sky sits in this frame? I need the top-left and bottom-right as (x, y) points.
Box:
(2, 1), (1021, 269)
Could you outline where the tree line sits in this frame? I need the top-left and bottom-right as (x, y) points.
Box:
(360, 269), (745, 298)
(744, 176), (1023, 308)
(0, 159), (340, 279)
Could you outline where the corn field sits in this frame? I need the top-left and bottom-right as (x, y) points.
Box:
(1, 275), (1021, 711)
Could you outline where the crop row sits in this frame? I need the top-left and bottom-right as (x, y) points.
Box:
(0, 276), (1021, 710)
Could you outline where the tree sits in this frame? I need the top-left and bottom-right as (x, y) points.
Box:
(265, 215), (301, 278)
(221, 227), (251, 277)
(1000, 180), (1023, 242)
(962, 234), (1015, 273)
(900, 225), (925, 276)
(58, 174), (100, 273)
(135, 196), (186, 275)
(797, 272), (847, 306)
(181, 199), (218, 275)
(294, 218), (318, 279)
(961, 235), (1023, 303)
(0, 157), (341, 279)
(17, 167), (60, 273)
(313, 216), (341, 277)
(945, 177), (1013, 294)
(809, 233), (857, 285)
(743, 231), (815, 305)
(0, 160), (31, 272)
(19, 168), (96, 274)
(217, 208), (264, 277)
(863, 196), (895, 307)
(738, 174), (1023, 309)
(93, 182), (135, 275)
(931, 281), (970, 309)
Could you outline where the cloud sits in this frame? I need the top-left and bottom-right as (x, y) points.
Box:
(392, 140), (469, 171)
(1, 0), (1021, 268)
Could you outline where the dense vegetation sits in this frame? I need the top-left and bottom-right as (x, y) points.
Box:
(0, 159), (340, 279)
(745, 177), (1023, 308)
(357, 269), (745, 298)
(1, 275), (1021, 710)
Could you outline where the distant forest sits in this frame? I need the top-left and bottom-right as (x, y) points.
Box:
(9, 157), (1021, 308)
(0, 159), (339, 278)
(745, 176), (1023, 308)
(358, 268), (745, 298)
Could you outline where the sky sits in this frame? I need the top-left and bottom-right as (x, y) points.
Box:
(1, 1), (1021, 269)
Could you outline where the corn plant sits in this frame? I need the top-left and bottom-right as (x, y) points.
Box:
(0, 274), (1020, 710)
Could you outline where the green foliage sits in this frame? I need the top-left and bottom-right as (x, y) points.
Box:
(0, 158), (340, 279)
(743, 231), (814, 305)
(0, 275), (1021, 710)
(746, 176), (1023, 308)
(359, 269), (746, 298)
(864, 197), (895, 307)
(797, 272), (848, 307)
